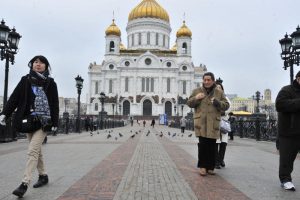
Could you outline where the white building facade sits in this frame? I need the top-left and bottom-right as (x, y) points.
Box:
(87, 0), (206, 117)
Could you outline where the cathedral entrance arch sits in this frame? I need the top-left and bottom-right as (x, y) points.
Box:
(165, 101), (172, 117)
(143, 99), (152, 116)
(123, 100), (130, 116)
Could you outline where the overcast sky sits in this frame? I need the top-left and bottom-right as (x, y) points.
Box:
(1, 0), (300, 103)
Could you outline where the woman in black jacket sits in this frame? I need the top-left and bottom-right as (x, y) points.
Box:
(0, 55), (59, 197)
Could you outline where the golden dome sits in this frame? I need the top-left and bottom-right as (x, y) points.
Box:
(128, 0), (169, 22)
(105, 19), (121, 36)
(120, 43), (126, 50)
(176, 21), (192, 37)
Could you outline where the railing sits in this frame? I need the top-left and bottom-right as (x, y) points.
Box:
(169, 118), (277, 142)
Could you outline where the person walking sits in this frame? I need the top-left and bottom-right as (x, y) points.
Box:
(151, 118), (155, 128)
(180, 117), (187, 133)
(0, 55), (59, 197)
(187, 72), (229, 176)
(214, 81), (230, 169)
(228, 112), (236, 140)
(275, 70), (300, 191)
(143, 120), (146, 127)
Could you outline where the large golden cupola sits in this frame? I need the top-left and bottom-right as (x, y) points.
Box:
(128, 0), (169, 23)
(176, 21), (192, 38)
(105, 19), (121, 37)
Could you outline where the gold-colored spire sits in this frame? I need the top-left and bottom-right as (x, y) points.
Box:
(105, 19), (121, 36)
(176, 20), (192, 37)
(128, 0), (169, 22)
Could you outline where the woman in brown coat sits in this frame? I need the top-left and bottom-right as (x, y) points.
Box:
(187, 72), (229, 176)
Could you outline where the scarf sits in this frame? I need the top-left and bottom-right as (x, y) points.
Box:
(29, 69), (50, 87)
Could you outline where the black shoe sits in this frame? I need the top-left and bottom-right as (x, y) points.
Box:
(12, 183), (28, 197)
(33, 174), (49, 188)
(220, 160), (225, 167)
(215, 165), (221, 169)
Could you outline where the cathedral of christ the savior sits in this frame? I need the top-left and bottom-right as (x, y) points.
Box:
(87, 0), (207, 118)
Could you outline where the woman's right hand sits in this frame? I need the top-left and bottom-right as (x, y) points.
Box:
(0, 115), (6, 126)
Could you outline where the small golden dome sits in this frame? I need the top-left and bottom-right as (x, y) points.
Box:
(176, 21), (192, 37)
(128, 0), (169, 22)
(171, 43), (177, 51)
(105, 19), (121, 37)
(120, 43), (126, 50)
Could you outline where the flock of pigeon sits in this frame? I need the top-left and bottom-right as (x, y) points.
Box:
(89, 129), (193, 140)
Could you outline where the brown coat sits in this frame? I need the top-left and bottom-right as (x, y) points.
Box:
(187, 85), (229, 139)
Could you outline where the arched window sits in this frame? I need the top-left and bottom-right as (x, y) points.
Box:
(183, 80), (186, 94)
(165, 101), (172, 116)
(147, 32), (150, 45)
(125, 77), (129, 92)
(109, 41), (115, 52)
(109, 79), (113, 93)
(95, 82), (98, 95)
(123, 100), (130, 116)
(182, 42), (187, 54)
(167, 78), (170, 93)
(138, 33), (142, 45)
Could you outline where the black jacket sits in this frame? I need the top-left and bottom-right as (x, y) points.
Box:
(1, 75), (59, 129)
(275, 80), (300, 137)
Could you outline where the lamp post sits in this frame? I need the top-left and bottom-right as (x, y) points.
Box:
(279, 26), (300, 84)
(252, 91), (263, 141)
(112, 103), (115, 128)
(119, 104), (121, 119)
(99, 92), (106, 129)
(0, 20), (21, 142)
(252, 91), (263, 113)
(75, 75), (84, 133)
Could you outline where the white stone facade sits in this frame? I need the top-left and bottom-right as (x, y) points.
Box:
(87, 1), (206, 117)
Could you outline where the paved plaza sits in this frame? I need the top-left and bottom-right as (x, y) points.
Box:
(0, 123), (299, 200)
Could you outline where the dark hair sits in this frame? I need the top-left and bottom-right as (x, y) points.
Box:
(296, 71), (300, 78)
(28, 55), (50, 70)
(203, 72), (215, 81)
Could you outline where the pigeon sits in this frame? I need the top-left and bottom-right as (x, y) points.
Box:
(181, 134), (183, 137)
(188, 134), (193, 137)
(168, 132), (171, 136)
(90, 132), (93, 136)
(115, 137), (118, 140)
(159, 134), (163, 137)
(97, 131), (99, 134)
(119, 133), (123, 137)
(172, 133), (176, 137)
(130, 134), (135, 138)
(107, 134), (112, 139)
(146, 132), (150, 136)
(130, 130), (132, 133)
(135, 131), (138, 135)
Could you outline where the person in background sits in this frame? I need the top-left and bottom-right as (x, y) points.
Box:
(180, 117), (187, 133)
(0, 55), (59, 197)
(275, 70), (300, 191)
(214, 80), (230, 169)
(187, 72), (229, 176)
(228, 112), (236, 140)
(151, 118), (155, 128)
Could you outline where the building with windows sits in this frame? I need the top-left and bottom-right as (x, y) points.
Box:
(87, 0), (206, 117)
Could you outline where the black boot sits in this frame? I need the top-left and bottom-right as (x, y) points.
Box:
(12, 182), (28, 197)
(33, 174), (49, 188)
(219, 142), (227, 167)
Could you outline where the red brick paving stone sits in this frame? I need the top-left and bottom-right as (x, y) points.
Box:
(160, 137), (251, 200)
(57, 134), (141, 200)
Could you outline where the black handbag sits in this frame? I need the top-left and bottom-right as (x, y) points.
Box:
(18, 115), (42, 133)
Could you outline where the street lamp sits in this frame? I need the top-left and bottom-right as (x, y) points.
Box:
(75, 75), (84, 133)
(112, 103), (115, 128)
(252, 91), (263, 113)
(0, 19), (21, 107)
(0, 20), (21, 142)
(99, 92), (106, 129)
(279, 26), (300, 84)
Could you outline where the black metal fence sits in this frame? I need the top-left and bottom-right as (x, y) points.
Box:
(169, 118), (278, 142)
